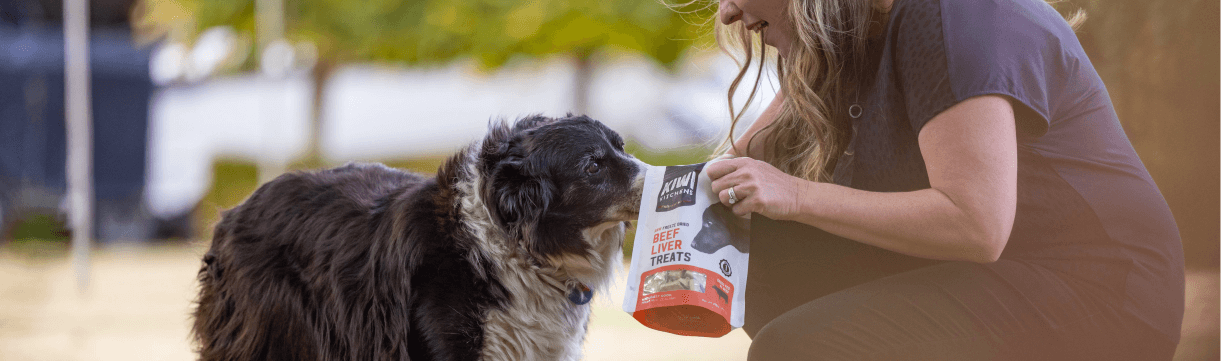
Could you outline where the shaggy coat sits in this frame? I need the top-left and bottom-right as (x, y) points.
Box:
(192, 115), (644, 361)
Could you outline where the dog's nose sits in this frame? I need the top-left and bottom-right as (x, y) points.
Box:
(623, 158), (650, 220)
(631, 159), (649, 195)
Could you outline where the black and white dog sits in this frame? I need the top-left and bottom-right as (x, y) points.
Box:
(192, 115), (645, 361)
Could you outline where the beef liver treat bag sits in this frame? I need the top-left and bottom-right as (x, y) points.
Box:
(622, 161), (750, 337)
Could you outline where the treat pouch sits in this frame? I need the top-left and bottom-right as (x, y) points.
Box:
(622, 161), (750, 337)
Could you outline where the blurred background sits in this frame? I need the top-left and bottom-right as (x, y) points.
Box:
(0, 0), (1216, 360)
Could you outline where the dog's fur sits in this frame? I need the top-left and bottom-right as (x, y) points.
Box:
(192, 115), (645, 361)
(690, 203), (750, 254)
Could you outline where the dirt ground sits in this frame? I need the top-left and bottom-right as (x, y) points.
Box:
(0, 242), (1215, 361)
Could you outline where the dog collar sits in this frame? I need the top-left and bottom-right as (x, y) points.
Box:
(568, 283), (593, 305)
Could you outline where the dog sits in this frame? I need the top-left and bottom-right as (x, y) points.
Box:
(690, 203), (750, 254)
(191, 115), (646, 361)
(711, 285), (730, 305)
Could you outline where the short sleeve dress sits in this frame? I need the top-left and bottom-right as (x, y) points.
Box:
(744, 0), (1185, 346)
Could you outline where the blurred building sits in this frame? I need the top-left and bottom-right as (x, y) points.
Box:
(0, 0), (161, 242)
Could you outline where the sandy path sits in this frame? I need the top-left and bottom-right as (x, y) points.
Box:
(0, 243), (1213, 360)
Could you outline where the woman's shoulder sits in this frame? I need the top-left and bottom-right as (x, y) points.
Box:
(890, 0), (1078, 53)
(883, 0), (1092, 137)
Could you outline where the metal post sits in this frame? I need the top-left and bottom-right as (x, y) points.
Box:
(64, 0), (93, 292)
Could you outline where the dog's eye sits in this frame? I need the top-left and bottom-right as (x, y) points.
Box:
(585, 161), (601, 175)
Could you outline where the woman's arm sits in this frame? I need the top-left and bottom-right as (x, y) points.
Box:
(727, 90), (784, 159)
(707, 95), (1018, 263)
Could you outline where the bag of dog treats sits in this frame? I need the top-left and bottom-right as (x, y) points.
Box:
(622, 161), (750, 337)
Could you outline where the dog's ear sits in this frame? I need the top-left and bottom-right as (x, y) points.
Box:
(490, 158), (556, 244)
(511, 114), (554, 132)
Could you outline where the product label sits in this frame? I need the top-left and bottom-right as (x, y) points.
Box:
(655, 163), (704, 212)
(623, 161), (750, 338)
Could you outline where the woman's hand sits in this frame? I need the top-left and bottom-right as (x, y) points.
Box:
(706, 157), (807, 220)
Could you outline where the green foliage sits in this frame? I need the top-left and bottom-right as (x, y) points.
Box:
(9, 214), (70, 242)
(1, 239), (70, 261)
(2, 214), (70, 260)
(149, 0), (715, 71)
(625, 142), (715, 168)
(381, 156), (452, 175)
(193, 160), (260, 239)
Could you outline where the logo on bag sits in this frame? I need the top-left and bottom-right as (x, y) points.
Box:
(719, 259), (732, 276)
(656, 163), (706, 212)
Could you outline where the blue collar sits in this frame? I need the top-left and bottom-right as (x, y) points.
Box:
(567, 284), (593, 305)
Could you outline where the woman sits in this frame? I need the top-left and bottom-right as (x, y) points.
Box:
(700, 0), (1185, 359)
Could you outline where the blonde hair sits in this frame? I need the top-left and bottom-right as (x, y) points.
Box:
(712, 0), (1085, 182)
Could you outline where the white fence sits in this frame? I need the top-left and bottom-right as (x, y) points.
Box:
(145, 52), (777, 219)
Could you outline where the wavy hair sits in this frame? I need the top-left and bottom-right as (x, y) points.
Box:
(709, 0), (1085, 182)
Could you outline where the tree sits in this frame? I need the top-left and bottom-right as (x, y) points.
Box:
(138, 0), (714, 164)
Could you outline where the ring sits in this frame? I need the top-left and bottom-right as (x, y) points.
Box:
(848, 104), (863, 119)
(728, 186), (738, 205)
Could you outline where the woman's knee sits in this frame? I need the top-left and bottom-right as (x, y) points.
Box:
(747, 317), (809, 360)
(747, 313), (866, 361)
(745, 267), (989, 361)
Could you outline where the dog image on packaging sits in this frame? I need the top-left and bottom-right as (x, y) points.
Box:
(622, 161), (750, 337)
(692, 203), (750, 254)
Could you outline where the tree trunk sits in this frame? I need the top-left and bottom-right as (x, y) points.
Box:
(299, 59), (336, 169)
(572, 50), (593, 116)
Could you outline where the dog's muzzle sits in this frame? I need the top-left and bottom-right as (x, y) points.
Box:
(626, 158), (649, 218)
